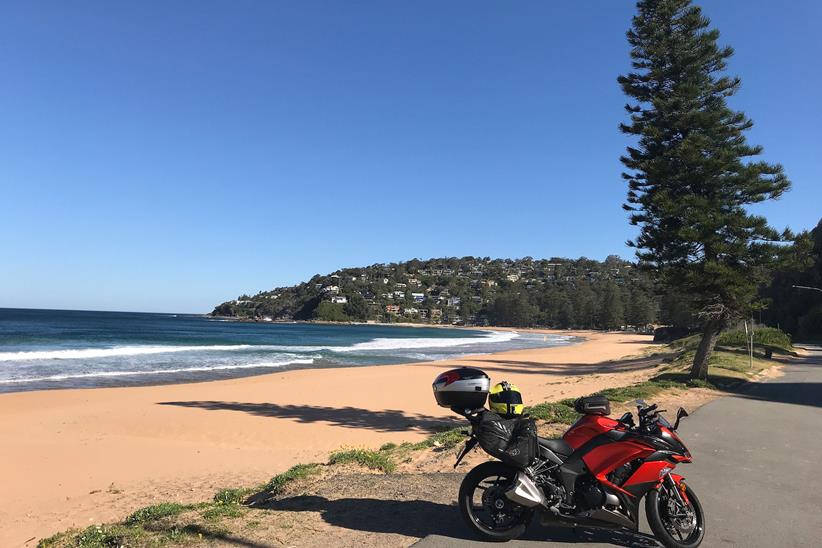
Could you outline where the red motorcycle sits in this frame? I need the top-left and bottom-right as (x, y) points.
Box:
(434, 368), (704, 548)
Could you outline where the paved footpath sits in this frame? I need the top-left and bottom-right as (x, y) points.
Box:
(415, 346), (822, 548)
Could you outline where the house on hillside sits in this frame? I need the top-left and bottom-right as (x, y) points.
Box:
(412, 293), (425, 303)
(386, 304), (400, 314)
(330, 295), (348, 304)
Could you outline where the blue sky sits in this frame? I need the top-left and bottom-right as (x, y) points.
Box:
(1, 1), (820, 313)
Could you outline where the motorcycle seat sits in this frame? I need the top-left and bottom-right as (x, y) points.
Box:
(538, 436), (572, 457)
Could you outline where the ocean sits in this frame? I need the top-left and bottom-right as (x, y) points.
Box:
(0, 308), (577, 393)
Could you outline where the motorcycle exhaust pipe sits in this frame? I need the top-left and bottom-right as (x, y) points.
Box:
(505, 472), (547, 508)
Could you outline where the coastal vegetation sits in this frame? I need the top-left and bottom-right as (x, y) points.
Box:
(212, 255), (662, 329)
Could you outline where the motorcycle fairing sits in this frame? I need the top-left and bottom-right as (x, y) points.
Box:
(563, 414), (622, 450)
(583, 440), (654, 497)
(559, 414), (692, 502)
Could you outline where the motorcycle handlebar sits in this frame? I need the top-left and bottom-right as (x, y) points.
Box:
(639, 403), (658, 416)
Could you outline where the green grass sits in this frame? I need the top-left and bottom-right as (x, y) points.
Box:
(125, 502), (191, 525)
(261, 463), (322, 495)
(38, 524), (140, 548)
(329, 447), (396, 472)
(410, 426), (468, 450)
(38, 520), (197, 548)
(38, 463), (328, 546)
(668, 327), (793, 355)
(718, 327), (792, 352)
(685, 378), (715, 389)
(213, 487), (255, 505)
(201, 504), (245, 521)
(524, 401), (579, 424)
(595, 379), (687, 403)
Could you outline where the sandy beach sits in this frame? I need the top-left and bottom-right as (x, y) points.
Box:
(0, 330), (659, 546)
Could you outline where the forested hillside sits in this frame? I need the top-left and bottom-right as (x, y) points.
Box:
(212, 256), (661, 329)
(212, 218), (822, 339)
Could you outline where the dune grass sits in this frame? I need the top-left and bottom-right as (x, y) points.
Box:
(261, 463), (322, 494)
(410, 426), (468, 450)
(126, 502), (192, 525)
(524, 400), (579, 423)
(329, 447), (396, 473)
(38, 464), (326, 547)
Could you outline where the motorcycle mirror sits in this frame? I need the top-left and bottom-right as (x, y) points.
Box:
(635, 399), (647, 408)
(673, 407), (689, 430)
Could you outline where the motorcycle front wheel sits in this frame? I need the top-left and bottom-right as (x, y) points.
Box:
(646, 482), (705, 548)
(458, 461), (533, 541)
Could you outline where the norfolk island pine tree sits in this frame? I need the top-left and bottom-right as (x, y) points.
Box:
(618, 0), (792, 379)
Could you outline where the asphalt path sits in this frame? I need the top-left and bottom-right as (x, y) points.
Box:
(414, 346), (822, 548)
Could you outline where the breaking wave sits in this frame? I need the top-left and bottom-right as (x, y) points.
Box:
(0, 357), (315, 384)
(0, 344), (261, 362)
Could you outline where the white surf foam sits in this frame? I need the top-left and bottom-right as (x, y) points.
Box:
(336, 330), (520, 352)
(0, 357), (315, 384)
(0, 331), (571, 363)
(0, 344), (266, 362)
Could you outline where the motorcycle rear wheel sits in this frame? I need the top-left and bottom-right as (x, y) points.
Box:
(458, 461), (533, 541)
(646, 483), (705, 548)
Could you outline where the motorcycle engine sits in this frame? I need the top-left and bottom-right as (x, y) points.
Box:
(608, 458), (642, 486)
(578, 480), (605, 509)
(535, 475), (565, 507)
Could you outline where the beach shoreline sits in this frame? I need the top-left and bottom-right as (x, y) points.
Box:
(0, 329), (659, 546)
(0, 318), (574, 395)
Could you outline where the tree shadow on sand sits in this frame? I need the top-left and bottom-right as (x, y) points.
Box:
(157, 401), (460, 433)
(472, 354), (665, 377)
(255, 495), (660, 546)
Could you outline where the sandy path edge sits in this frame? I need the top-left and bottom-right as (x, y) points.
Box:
(0, 330), (659, 546)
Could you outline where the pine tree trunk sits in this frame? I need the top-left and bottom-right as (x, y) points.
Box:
(691, 319), (723, 380)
